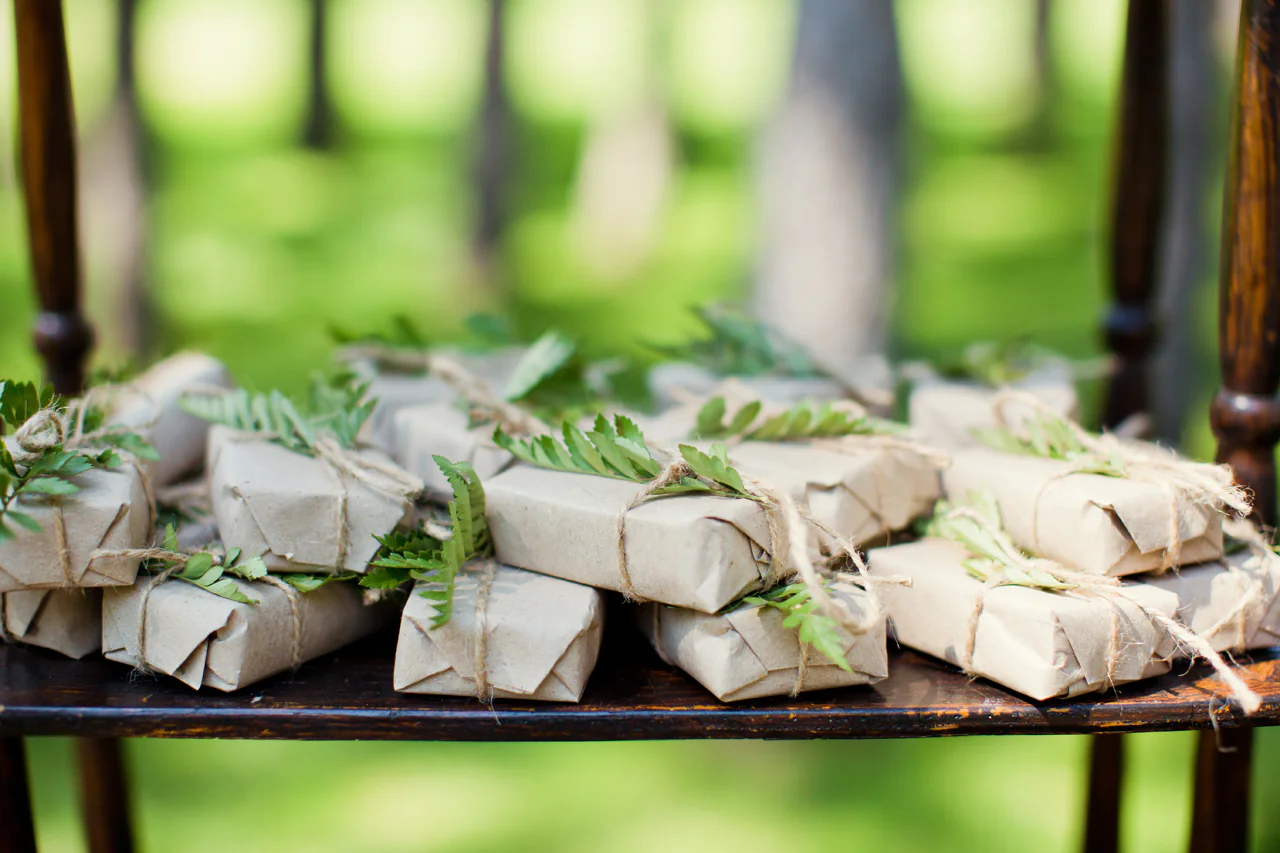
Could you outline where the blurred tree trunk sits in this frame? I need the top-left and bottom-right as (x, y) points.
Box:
(303, 0), (331, 148)
(754, 0), (903, 372)
(472, 0), (510, 295)
(1150, 0), (1216, 444)
(86, 0), (151, 359)
(1027, 0), (1055, 144)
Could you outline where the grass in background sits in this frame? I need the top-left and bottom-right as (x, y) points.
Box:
(1, 1), (1259, 851)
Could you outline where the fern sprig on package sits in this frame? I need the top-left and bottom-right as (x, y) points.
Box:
(361, 456), (492, 628)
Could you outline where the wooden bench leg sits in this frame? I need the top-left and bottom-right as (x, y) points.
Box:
(76, 738), (135, 853)
(1, 737), (38, 853)
(1188, 728), (1252, 853)
(1084, 734), (1124, 853)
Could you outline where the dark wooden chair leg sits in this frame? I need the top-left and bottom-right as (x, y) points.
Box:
(1189, 729), (1252, 853)
(1084, 735), (1124, 853)
(1087, 3), (1169, 851)
(1200, 1), (1280, 852)
(13, 5), (133, 853)
(0, 737), (38, 853)
(76, 738), (135, 853)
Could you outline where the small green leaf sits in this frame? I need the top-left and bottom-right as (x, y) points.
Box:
(19, 477), (80, 496)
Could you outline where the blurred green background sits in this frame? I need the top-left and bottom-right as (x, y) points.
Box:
(3, 0), (1276, 850)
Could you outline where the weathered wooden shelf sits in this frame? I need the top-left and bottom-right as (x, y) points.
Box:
(2, 626), (1277, 742)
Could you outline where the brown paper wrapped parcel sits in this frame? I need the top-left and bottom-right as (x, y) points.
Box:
(723, 441), (940, 548)
(1, 589), (102, 658)
(869, 539), (1178, 700)
(395, 562), (605, 701)
(640, 585), (887, 701)
(103, 575), (391, 691)
(907, 362), (1078, 451)
(486, 465), (774, 613)
(107, 352), (234, 486)
(942, 448), (1223, 577)
(0, 463), (152, 592)
(389, 403), (512, 504)
(206, 426), (418, 574)
(648, 357), (895, 414)
(1145, 546), (1280, 654)
(356, 349), (526, 451)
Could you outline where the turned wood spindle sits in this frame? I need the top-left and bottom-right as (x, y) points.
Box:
(14, 0), (93, 395)
(1193, 3), (1280, 853)
(1102, 0), (1168, 430)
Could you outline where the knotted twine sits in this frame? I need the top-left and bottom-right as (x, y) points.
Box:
(991, 391), (1250, 573)
(941, 504), (1262, 714)
(9, 389), (161, 587)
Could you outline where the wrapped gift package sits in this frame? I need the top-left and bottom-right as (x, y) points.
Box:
(1146, 547), (1280, 654)
(388, 403), (512, 503)
(648, 359), (894, 414)
(724, 441), (940, 548)
(356, 348), (526, 451)
(394, 562), (605, 702)
(486, 465), (774, 613)
(942, 448), (1223, 577)
(1, 588), (102, 659)
(206, 426), (418, 574)
(108, 352), (235, 486)
(103, 575), (392, 691)
(907, 362), (1079, 451)
(0, 464), (151, 592)
(640, 584), (887, 702)
(869, 539), (1177, 701)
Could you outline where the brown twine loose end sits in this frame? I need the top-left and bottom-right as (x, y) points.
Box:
(471, 560), (499, 705)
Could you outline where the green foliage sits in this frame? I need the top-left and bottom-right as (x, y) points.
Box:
(691, 397), (907, 442)
(497, 329), (628, 426)
(363, 457), (492, 628)
(651, 305), (821, 378)
(933, 339), (1044, 387)
(922, 491), (1077, 591)
(743, 582), (852, 672)
(0, 380), (153, 543)
(330, 313), (518, 374)
(179, 373), (375, 455)
(0, 380), (57, 431)
(146, 525), (271, 604)
(973, 410), (1125, 477)
(494, 414), (755, 499)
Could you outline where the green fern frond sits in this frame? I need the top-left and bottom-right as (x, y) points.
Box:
(742, 581), (853, 672)
(691, 397), (907, 443)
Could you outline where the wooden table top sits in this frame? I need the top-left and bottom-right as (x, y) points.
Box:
(2, 626), (1278, 741)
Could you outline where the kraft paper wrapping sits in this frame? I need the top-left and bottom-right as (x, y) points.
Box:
(723, 441), (940, 548)
(1145, 549), (1280, 654)
(103, 575), (392, 691)
(357, 348), (526, 451)
(486, 465), (774, 613)
(206, 427), (417, 574)
(108, 352), (234, 486)
(1, 589), (101, 658)
(394, 563), (606, 702)
(869, 539), (1177, 701)
(908, 363), (1079, 451)
(0, 464), (151, 592)
(942, 448), (1223, 577)
(389, 403), (512, 504)
(640, 585), (888, 702)
(648, 359), (894, 413)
